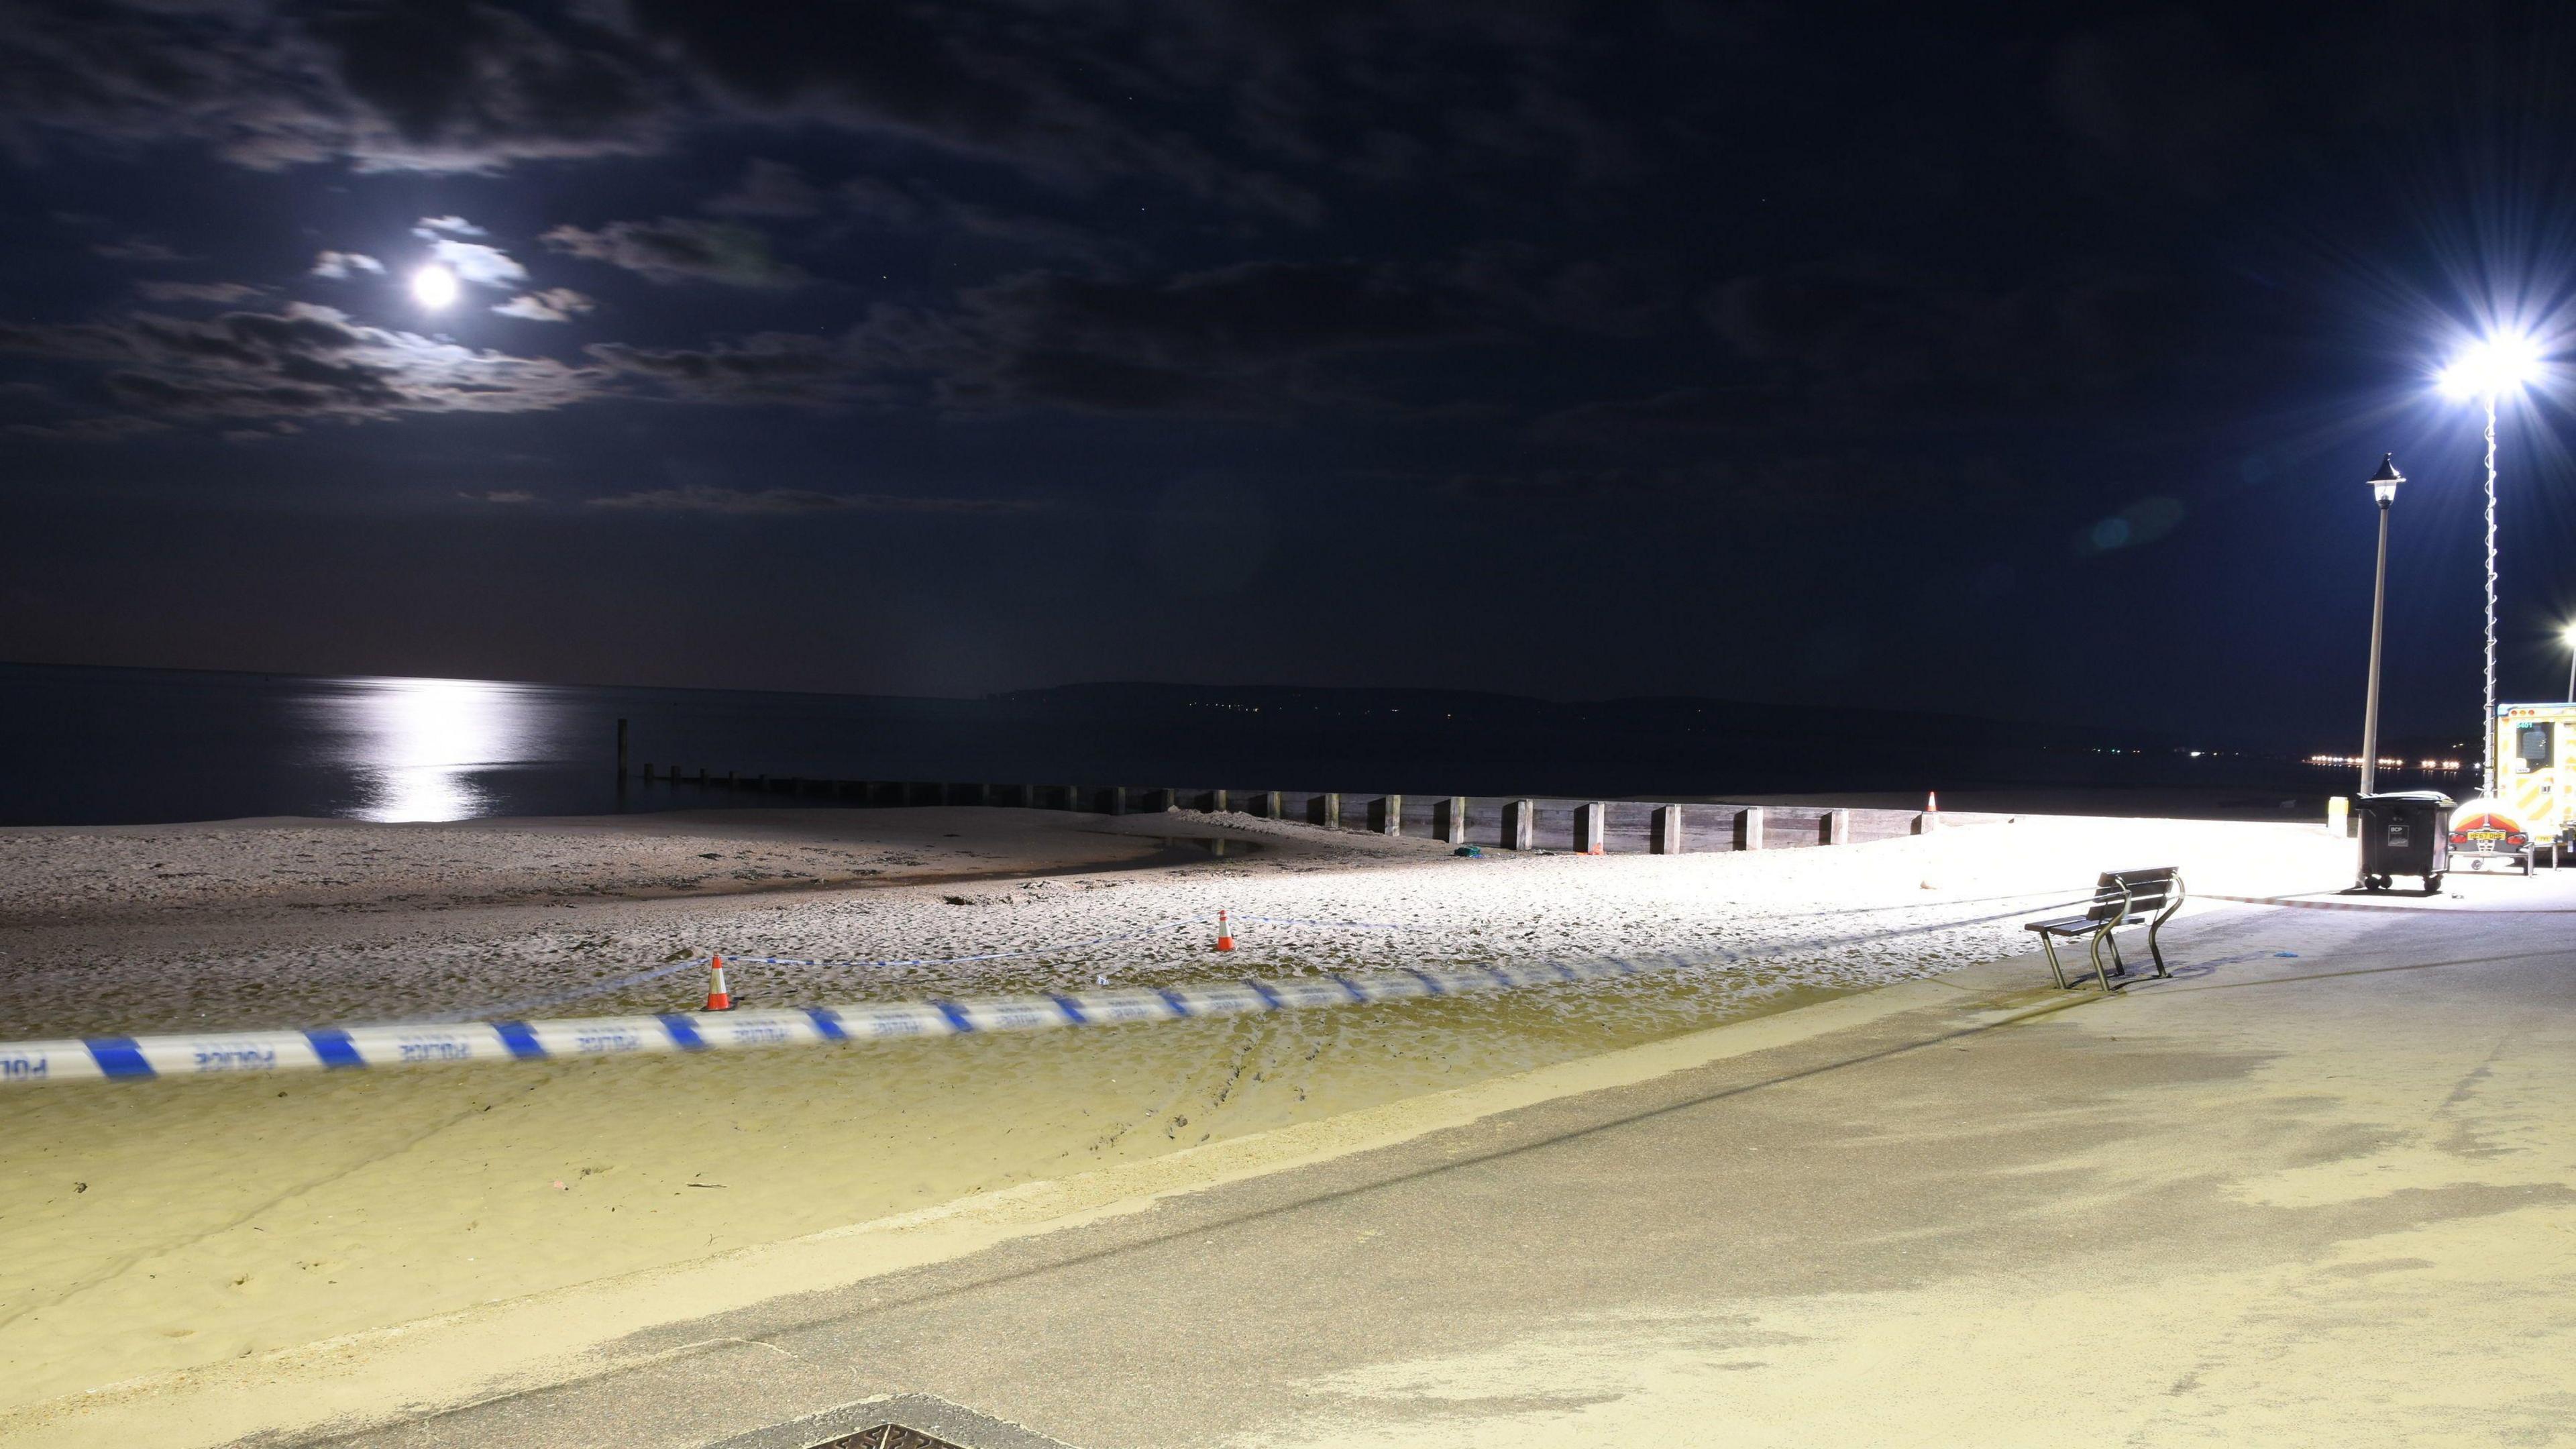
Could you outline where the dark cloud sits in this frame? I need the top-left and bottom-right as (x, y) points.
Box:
(88, 236), (186, 262)
(310, 251), (384, 279)
(541, 217), (806, 288)
(835, 177), (1123, 261)
(698, 161), (1121, 260)
(0, 0), (1611, 223)
(133, 280), (270, 305)
(0, 303), (608, 427)
(303, 3), (669, 168)
(0, 379), (61, 428)
(1431, 452), (2027, 513)
(1536, 384), (1794, 437)
(703, 158), (823, 218)
(854, 259), (1487, 413)
(491, 288), (596, 323)
(586, 484), (1041, 515)
(1699, 258), (2196, 423)
(1450, 244), (1682, 337)
(619, 0), (1317, 220)
(7, 411), (169, 440)
(0, 0), (673, 172)
(584, 333), (873, 407)
(1435, 468), (1670, 504)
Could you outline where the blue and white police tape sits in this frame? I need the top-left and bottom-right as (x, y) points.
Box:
(0, 894), (2092, 1087)
(0, 955), (1660, 1086)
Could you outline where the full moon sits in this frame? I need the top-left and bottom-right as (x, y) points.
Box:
(410, 264), (458, 309)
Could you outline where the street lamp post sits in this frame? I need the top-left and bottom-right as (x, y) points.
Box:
(2360, 453), (2404, 797)
(2562, 623), (2576, 704)
(2439, 330), (2543, 800)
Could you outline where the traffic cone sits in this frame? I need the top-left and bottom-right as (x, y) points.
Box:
(704, 955), (735, 1012)
(1927, 791), (1939, 814)
(1214, 908), (1236, 953)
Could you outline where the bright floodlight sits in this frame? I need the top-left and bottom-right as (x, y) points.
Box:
(2438, 329), (2542, 398)
(411, 264), (458, 310)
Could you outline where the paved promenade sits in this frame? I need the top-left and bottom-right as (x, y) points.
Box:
(303, 886), (2576, 1448)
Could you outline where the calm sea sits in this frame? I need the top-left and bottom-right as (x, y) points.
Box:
(0, 661), (2392, 828)
(0, 663), (1041, 826)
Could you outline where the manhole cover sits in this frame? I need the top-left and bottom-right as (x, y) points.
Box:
(710, 1392), (1077, 1449)
(810, 1428), (967, 1449)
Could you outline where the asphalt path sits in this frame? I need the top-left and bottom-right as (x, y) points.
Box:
(284, 892), (2576, 1448)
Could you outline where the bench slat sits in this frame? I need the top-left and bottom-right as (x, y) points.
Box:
(2025, 916), (2098, 934)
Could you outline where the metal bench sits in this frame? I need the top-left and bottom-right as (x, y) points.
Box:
(2023, 867), (2184, 990)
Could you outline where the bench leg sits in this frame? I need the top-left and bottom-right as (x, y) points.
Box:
(2145, 919), (2171, 979)
(2088, 930), (2118, 991)
(2038, 934), (2071, 989)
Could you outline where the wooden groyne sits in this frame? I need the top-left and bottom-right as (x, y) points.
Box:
(619, 763), (1941, 855)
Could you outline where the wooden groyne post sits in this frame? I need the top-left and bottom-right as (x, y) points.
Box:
(1438, 796), (1467, 845)
(1735, 807), (1766, 851)
(682, 761), (1957, 857)
(1652, 804), (1684, 854)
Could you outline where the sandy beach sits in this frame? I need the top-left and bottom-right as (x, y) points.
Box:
(0, 805), (2349, 1036)
(0, 805), (2365, 1442)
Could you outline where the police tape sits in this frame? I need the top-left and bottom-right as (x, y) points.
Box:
(0, 956), (1669, 1086)
(0, 893), (2092, 1087)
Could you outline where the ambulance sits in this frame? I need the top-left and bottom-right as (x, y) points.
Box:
(2454, 702), (2576, 865)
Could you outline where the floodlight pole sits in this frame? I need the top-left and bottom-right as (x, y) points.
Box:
(2481, 396), (2498, 799)
(2440, 330), (2543, 794)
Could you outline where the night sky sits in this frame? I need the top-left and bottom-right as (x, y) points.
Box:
(3, 2), (2573, 747)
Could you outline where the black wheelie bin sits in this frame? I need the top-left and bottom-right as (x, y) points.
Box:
(2355, 790), (2453, 893)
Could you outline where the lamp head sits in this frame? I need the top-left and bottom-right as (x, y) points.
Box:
(2367, 452), (2403, 506)
(2438, 329), (2542, 400)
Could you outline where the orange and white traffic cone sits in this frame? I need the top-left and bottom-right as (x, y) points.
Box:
(704, 954), (735, 1012)
(1927, 791), (1939, 814)
(1214, 908), (1236, 953)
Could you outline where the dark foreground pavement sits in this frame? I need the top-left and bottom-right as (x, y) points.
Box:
(307, 900), (2576, 1448)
